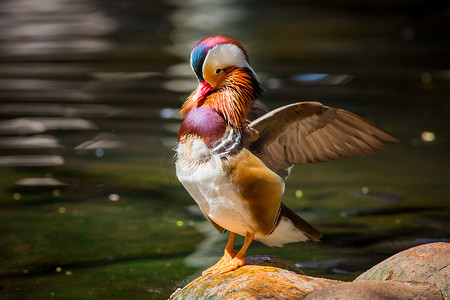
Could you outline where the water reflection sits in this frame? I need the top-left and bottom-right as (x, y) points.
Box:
(420, 131), (435, 143)
(291, 73), (353, 85)
(5, 12), (116, 38)
(159, 108), (180, 120)
(0, 0), (115, 59)
(167, 0), (246, 57)
(16, 177), (67, 187)
(75, 133), (122, 151)
(0, 135), (62, 149)
(183, 206), (229, 270)
(0, 117), (96, 134)
(0, 155), (64, 167)
(354, 187), (404, 203)
(0, 103), (119, 117)
(108, 194), (120, 201)
(91, 72), (159, 81)
(165, 0), (249, 94)
(0, 118), (47, 134)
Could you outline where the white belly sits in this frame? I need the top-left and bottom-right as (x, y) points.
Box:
(175, 138), (256, 236)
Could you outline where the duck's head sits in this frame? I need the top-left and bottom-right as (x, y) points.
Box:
(181, 36), (261, 130)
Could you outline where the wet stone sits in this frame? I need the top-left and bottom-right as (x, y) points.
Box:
(356, 242), (450, 299)
(304, 280), (443, 300)
(171, 243), (449, 299)
(170, 254), (341, 300)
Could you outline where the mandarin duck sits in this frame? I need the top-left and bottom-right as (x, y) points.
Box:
(175, 36), (398, 274)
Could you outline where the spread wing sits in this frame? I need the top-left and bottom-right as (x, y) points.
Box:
(244, 102), (398, 180)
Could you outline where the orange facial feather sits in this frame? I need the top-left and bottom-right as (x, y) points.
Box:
(181, 67), (259, 130)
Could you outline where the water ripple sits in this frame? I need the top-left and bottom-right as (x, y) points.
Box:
(0, 155), (65, 167)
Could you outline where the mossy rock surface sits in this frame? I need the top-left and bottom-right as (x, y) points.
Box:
(171, 243), (449, 299)
(170, 254), (341, 300)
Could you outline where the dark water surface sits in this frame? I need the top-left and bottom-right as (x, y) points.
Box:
(0, 1), (449, 299)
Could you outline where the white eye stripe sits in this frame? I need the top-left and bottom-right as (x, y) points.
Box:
(203, 43), (252, 75)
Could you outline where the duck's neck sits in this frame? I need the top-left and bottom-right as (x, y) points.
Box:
(181, 67), (261, 131)
(178, 106), (227, 148)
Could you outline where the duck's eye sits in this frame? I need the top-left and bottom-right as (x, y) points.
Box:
(215, 68), (222, 74)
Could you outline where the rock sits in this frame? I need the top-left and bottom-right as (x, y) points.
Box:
(304, 280), (442, 300)
(170, 254), (342, 300)
(356, 242), (449, 298)
(171, 243), (449, 299)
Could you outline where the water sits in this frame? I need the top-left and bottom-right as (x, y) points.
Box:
(0, 1), (449, 299)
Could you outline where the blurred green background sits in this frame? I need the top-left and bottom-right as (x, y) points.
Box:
(0, 0), (449, 299)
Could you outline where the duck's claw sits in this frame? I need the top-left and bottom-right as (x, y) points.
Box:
(202, 249), (237, 275)
(216, 256), (245, 274)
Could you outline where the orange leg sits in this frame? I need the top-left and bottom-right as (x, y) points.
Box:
(203, 232), (255, 275)
(202, 232), (237, 275)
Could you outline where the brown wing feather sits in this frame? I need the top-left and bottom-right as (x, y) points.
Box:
(245, 102), (398, 179)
